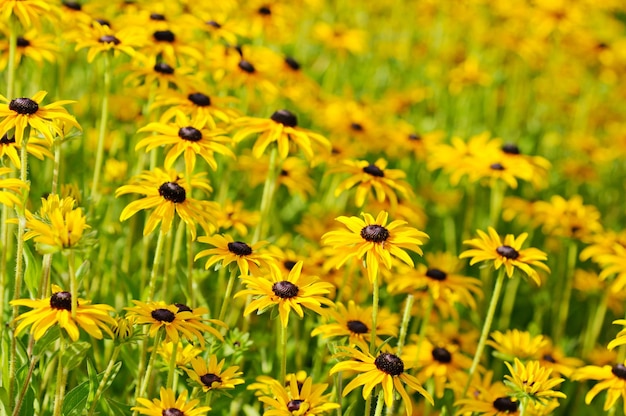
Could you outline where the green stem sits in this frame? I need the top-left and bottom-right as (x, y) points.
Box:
(498, 277), (519, 330)
(160, 223), (176, 301)
(554, 240), (577, 342)
(135, 329), (164, 408)
(519, 397), (529, 416)
(396, 295), (414, 356)
(147, 230), (167, 302)
(12, 349), (38, 416)
(252, 145), (278, 243)
(89, 53), (111, 206)
(279, 322), (287, 383)
(373, 389), (385, 416)
(51, 140), (62, 195)
(462, 268), (506, 398)
(582, 293), (608, 357)
(87, 345), (121, 416)
(68, 251), (78, 320)
(414, 294), (434, 364)
(489, 179), (504, 228)
(53, 339), (69, 416)
(369, 273), (380, 355)
(166, 342), (178, 389)
(218, 266), (239, 324)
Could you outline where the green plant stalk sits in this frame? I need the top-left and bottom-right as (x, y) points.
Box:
(369, 271), (380, 355)
(53, 339), (69, 416)
(498, 276), (520, 330)
(219, 266), (239, 324)
(147, 230), (167, 302)
(166, 342), (178, 389)
(187, 230), (194, 305)
(135, 329), (164, 410)
(160, 224), (177, 301)
(252, 145), (278, 244)
(386, 295), (414, 416)
(582, 292), (608, 357)
(374, 389), (385, 416)
(68, 251), (78, 320)
(12, 342), (38, 416)
(413, 294), (434, 365)
(462, 268), (506, 398)
(89, 52), (111, 206)
(279, 322), (287, 383)
(489, 179), (505, 228)
(554, 240), (577, 342)
(519, 397), (529, 416)
(87, 345), (121, 416)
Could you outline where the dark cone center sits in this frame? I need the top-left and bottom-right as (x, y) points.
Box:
(493, 397), (519, 412)
(150, 13), (166, 21)
(200, 373), (222, 387)
(153, 30), (175, 42)
(432, 347), (452, 363)
(347, 320), (368, 334)
(62, 1), (82, 11)
(187, 93), (211, 107)
(151, 308), (176, 323)
(175, 303), (192, 313)
(258, 6), (271, 15)
(94, 19), (111, 27)
(350, 122), (363, 131)
(158, 182), (186, 203)
(238, 60), (256, 73)
(227, 241), (253, 256)
(9, 98), (39, 115)
(502, 143), (521, 155)
(50, 291), (74, 311)
(287, 400), (304, 411)
(17, 37), (30, 48)
(496, 245), (520, 260)
(490, 162), (505, 171)
(408, 133), (422, 141)
(285, 56), (301, 70)
(178, 126), (202, 142)
(374, 352), (404, 376)
(162, 409), (184, 416)
(612, 364), (626, 380)
(362, 164), (385, 177)
(425, 268), (447, 281)
(360, 225), (390, 243)
(0, 133), (15, 144)
(206, 20), (222, 28)
(154, 62), (175, 74)
(270, 109), (298, 127)
(98, 35), (120, 45)
(542, 353), (556, 363)
(272, 281), (299, 299)
(283, 260), (297, 270)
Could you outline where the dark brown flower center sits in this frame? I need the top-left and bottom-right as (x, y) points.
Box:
(238, 60), (256, 73)
(153, 30), (175, 42)
(496, 245), (519, 260)
(187, 92), (211, 107)
(50, 291), (74, 311)
(162, 409), (183, 416)
(432, 347), (452, 363)
(360, 225), (390, 243)
(284, 56), (300, 70)
(272, 281), (299, 299)
(362, 164), (385, 177)
(0, 133), (15, 144)
(9, 98), (39, 115)
(542, 353), (556, 363)
(94, 19), (111, 27)
(258, 6), (271, 15)
(98, 35), (120, 45)
(175, 303), (192, 313)
(283, 260), (297, 270)
(151, 308), (176, 322)
(17, 37), (30, 48)
(270, 109), (298, 127)
(501, 143), (521, 155)
(490, 162), (505, 171)
(287, 400), (304, 411)
(347, 320), (368, 334)
(154, 62), (175, 74)
(350, 122), (364, 131)
(408, 133), (422, 141)
(425, 268), (447, 281)
(206, 20), (221, 28)
(612, 364), (626, 380)
(200, 373), (222, 387)
(493, 397), (519, 412)
(62, 1), (82, 11)
(227, 241), (253, 256)
(158, 182), (186, 203)
(150, 13), (166, 21)
(374, 352), (404, 376)
(178, 126), (202, 142)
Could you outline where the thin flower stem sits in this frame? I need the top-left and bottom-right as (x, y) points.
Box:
(279, 322), (287, 383)
(519, 397), (529, 416)
(135, 329), (164, 408)
(53, 338), (69, 416)
(369, 272), (380, 355)
(187, 229), (194, 305)
(489, 179), (505, 227)
(463, 268), (506, 398)
(373, 389), (385, 416)
(413, 294), (434, 365)
(554, 240), (577, 342)
(51, 140), (62, 195)
(147, 230), (167, 302)
(219, 266), (239, 323)
(68, 251), (78, 320)
(166, 342), (178, 389)
(582, 292), (608, 357)
(498, 276), (519, 330)
(89, 52), (111, 206)
(87, 345), (121, 416)
(12, 344), (38, 416)
(252, 145), (278, 243)
(397, 295), (414, 356)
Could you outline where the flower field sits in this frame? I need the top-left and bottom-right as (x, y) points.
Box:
(2, 1), (626, 415)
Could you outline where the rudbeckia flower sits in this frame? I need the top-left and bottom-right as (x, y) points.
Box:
(504, 358), (566, 404)
(0, 132), (52, 169)
(72, 21), (145, 63)
(0, 166), (27, 207)
(572, 360), (626, 414)
(257, 373), (340, 416)
(0, 0), (58, 30)
(194, 234), (279, 276)
(132, 388), (211, 416)
(0, 28), (59, 70)
(10, 284), (116, 342)
(185, 355), (245, 392)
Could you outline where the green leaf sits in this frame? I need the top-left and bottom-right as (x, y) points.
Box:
(75, 260), (90, 286)
(62, 341), (91, 371)
(62, 379), (90, 416)
(0, 387), (9, 416)
(17, 384), (36, 416)
(105, 397), (132, 416)
(33, 326), (61, 356)
(22, 243), (41, 294)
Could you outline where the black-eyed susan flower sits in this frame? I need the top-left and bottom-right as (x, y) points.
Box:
(132, 387), (211, 416)
(536, 340), (584, 378)
(125, 300), (226, 346)
(0, 133), (52, 169)
(136, 111), (234, 172)
(185, 355), (245, 392)
(460, 227), (550, 286)
(10, 284), (115, 342)
(194, 234), (279, 276)
(329, 158), (413, 207)
(257, 373), (340, 416)
(123, 56), (196, 94)
(322, 210), (428, 284)
(213, 200), (260, 237)
(0, 28), (58, 69)
(330, 346), (433, 415)
(456, 374), (520, 416)
(572, 359), (626, 414)
(233, 109), (330, 160)
(157, 341), (202, 368)
(607, 319), (626, 350)
(116, 168), (216, 240)
(0, 166), (27, 207)
(533, 195), (602, 241)
(311, 300), (399, 350)
(504, 358), (566, 405)
(0, 0), (58, 29)
(139, 26), (202, 65)
(72, 21), (144, 63)
(0, 90), (80, 147)
(312, 22), (368, 55)
(235, 260), (334, 327)
(487, 329), (549, 362)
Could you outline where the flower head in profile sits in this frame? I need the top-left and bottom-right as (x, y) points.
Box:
(157, 341), (202, 368)
(322, 211), (428, 284)
(572, 359), (626, 414)
(10, 284), (115, 342)
(233, 109), (330, 160)
(132, 387), (210, 416)
(194, 234), (279, 276)
(504, 358), (566, 405)
(330, 346), (433, 415)
(185, 355), (245, 393)
(0, 132), (52, 169)
(116, 168), (216, 239)
(460, 227), (550, 286)
(257, 373), (340, 416)
(456, 372), (520, 416)
(0, 91), (80, 147)
(153, 88), (240, 129)
(487, 329), (549, 362)
(72, 21), (144, 63)
(0, 0), (58, 30)
(235, 260), (335, 327)
(0, 167), (27, 207)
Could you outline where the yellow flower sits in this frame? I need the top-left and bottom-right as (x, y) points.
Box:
(0, 90), (80, 147)
(0, 133), (52, 169)
(0, 0), (58, 30)
(572, 360), (626, 414)
(460, 227), (550, 286)
(257, 373), (340, 416)
(487, 329), (549, 361)
(330, 346), (433, 415)
(0, 28), (58, 70)
(185, 355), (245, 392)
(0, 166), (27, 207)
(10, 284), (115, 342)
(132, 387), (210, 416)
(504, 358), (566, 404)
(157, 341), (202, 368)
(235, 260), (334, 328)
(322, 210), (428, 284)
(72, 21), (144, 63)
(194, 234), (279, 276)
